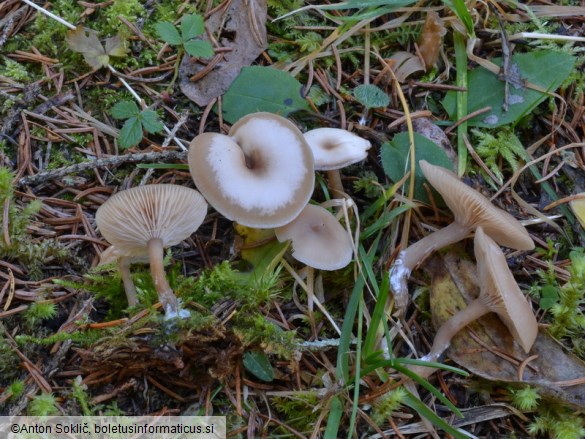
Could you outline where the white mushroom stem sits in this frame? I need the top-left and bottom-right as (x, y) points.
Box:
(117, 256), (138, 306)
(407, 299), (489, 379)
(390, 222), (471, 312)
(147, 238), (180, 316)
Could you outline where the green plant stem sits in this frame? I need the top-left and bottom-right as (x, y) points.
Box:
(454, 32), (468, 176)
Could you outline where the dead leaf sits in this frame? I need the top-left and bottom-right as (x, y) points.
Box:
(179, 0), (267, 106)
(66, 26), (127, 70)
(426, 253), (585, 409)
(388, 51), (425, 83)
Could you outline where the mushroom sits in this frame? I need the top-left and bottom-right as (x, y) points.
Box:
(95, 184), (207, 318)
(275, 203), (353, 333)
(188, 112), (314, 228)
(390, 160), (534, 312)
(408, 227), (538, 378)
(304, 127), (371, 196)
(98, 245), (148, 307)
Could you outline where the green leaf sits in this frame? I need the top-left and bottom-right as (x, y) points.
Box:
(118, 117), (143, 149)
(443, 0), (474, 35)
(380, 132), (454, 203)
(139, 110), (164, 134)
(180, 14), (205, 41)
(353, 84), (389, 109)
(111, 100), (140, 119)
(155, 22), (182, 46)
(442, 51), (575, 128)
(222, 66), (310, 124)
(539, 285), (559, 310)
(243, 351), (274, 382)
(183, 40), (214, 58)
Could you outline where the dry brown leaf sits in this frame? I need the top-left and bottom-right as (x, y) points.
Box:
(426, 253), (585, 409)
(66, 26), (127, 70)
(179, 0), (267, 106)
(388, 51), (424, 83)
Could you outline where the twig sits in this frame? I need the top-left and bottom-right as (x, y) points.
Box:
(17, 150), (187, 187)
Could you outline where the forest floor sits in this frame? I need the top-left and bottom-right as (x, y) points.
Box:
(2, 0), (585, 437)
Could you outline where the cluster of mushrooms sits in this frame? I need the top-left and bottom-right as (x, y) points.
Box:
(390, 160), (538, 377)
(95, 110), (538, 376)
(95, 112), (371, 319)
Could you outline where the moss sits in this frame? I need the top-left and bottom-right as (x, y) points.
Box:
(0, 326), (20, 384)
(0, 57), (30, 82)
(271, 392), (321, 433)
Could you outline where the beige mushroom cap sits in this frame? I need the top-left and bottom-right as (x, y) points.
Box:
(275, 204), (353, 271)
(475, 227), (538, 352)
(419, 160), (534, 251)
(95, 184), (208, 256)
(188, 112), (314, 228)
(304, 128), (371, 170)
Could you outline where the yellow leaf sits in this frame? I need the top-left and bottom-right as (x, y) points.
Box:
(66, 26), (127, 70)
(570, 195), (585, 229)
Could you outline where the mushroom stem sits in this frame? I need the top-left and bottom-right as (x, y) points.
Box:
(147, 238), (180, 315)
(407, 298), (488, 379)
(326, 169), (345, 196)
(390, 222), (471, 312)
(117, 256), (138, 306)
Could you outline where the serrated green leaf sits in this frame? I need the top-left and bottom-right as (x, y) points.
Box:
(111, 101), (140, 119)
(118, 117), (143, 149)
(222, 66), (310, 123)
(139, 110), (164, 134)
(243, 351), (274, 382)
(155, 22), (182, 46)
(380, 132), (453, 202)
(442, 51), (575, 128)
(183, 40), (214, 58)
(181, 14), (205, 41)
(353, 84), (389, 109)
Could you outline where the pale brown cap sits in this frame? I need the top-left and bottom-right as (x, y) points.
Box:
(95, 184), (207, 256)
(275, 204), (353, 270)
(188, 112), (314, 228)
(419, 160), (534, 251)
(304, 128), (371, 171)
(475, 227), (538, 352)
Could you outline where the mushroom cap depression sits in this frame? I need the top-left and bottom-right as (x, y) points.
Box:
(304, 127), (371, 171)
(275, 204), (353, 271)
(474, 227), (538, 352)
(95, 184), (208, 257)
(189, 112), (314, 228)
(419, 160), (534, 251)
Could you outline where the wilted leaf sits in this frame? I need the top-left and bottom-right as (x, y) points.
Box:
(353, 84), (389, 109)
(222, 66), (309, 123)
(570, 195), (585, 229)
(380, 132), (453, 202)
(179, 0), (268, 107)
(426, 253), (585, 409)
(118, 117), (143, 149)
(243, 351), (274, 382)
(66, 26), (127, 69)
(442, 51), (575, 127)
(234, 224), (288, 277)
(155, 22), (182, 46)
(111, 101), (140, 119)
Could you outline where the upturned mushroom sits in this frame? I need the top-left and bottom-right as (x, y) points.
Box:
(95, 184), (207, 318)
(390, 160), (534, 312)
(408, 227), (538, 378)
(275, 203), (353, 333)
(304, 127), (371, 196)
(188, 112), (314, 228)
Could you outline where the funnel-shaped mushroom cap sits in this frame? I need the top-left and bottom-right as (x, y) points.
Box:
(304, 128), (371, 171)
(95, 184), (207, 256)
(475, 227), (538, 352)
(189, 112), (314, 228)
(275, 204), (353, 271)
(420, 160), (534, 251)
